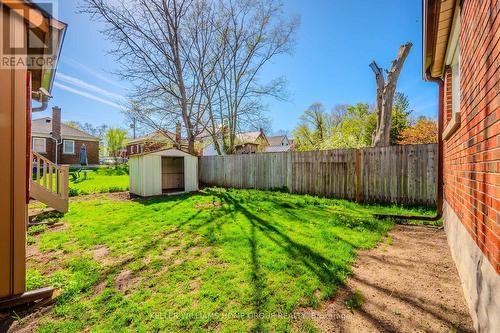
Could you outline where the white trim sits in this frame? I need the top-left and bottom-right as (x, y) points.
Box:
(445, 3), (461, 66)
(63, 140), (75, 155)
(443, 111), (461, 140)
(32, 137), (46, 153)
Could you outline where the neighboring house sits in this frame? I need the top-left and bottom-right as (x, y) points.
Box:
(202, 129), (269, 155)
(265, 135), (295, 153)
(201, 137), (224, 156)
(32, 107), (100, 166)
(125, 124), (204, 156)
(126, 130), (177, 156)
(423, 1), (499, 332)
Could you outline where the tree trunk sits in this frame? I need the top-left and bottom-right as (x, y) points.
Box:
(370, 43), (412, 147)
(187, 138), (195, 155)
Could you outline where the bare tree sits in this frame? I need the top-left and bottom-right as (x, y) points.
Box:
(211, 0), (299, 154)
(81, 0), (298, 155)
(369, 42), (412, 147)
(81, 0), (217, 154)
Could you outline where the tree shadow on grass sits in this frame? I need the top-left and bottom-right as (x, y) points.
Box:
(217, 191), (350, 286)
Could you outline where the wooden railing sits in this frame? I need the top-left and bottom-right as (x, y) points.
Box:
(30, 152), (69, 213)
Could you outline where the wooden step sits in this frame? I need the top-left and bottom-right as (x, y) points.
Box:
(28, 207), (58, 222)
(30, 182), (68, 213)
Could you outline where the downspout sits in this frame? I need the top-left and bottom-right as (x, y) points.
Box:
(375, 73), (444, 222)
(32, 99), (49, 113)
(31, 88), (52, 112)
(51, 138), (62, 165)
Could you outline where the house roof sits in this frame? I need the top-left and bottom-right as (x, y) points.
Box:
(236, 130), (269, 145)
(127, 131), (175, 144)
(236, 131), (261, 143)
(3, 0), (68, 93)
(423, 0), (457, 79)
(265, 145), (291, 153)
(32, 117), (99, 141)
(267, 135), (287, 146)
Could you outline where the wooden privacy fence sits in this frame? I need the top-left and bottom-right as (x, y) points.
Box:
(199, 143), (438, 206)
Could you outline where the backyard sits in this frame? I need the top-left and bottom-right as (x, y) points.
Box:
(67, 167), (129, 196)
(17, 187), (438, 332)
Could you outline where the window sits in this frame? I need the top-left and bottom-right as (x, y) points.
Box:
(130, 145), (135, 154)
(451, 45), (460, 115)
(446, 5), (460, 116)
(442, 4), (461, 140)
(63, 140), (75, 154)
(32, 137), (46, 153)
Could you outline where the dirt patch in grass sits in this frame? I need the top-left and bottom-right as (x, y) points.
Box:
(194, 201), (225, 209)
(27, 249), (65, 276)
(92, 245), (117, 266)
(70, 191), (131, 203)
(93, 280), (107, 297)
(114, 268), (137, 293)
(106, 192), (132, 202)
(46, 223), (67, 233)
(189, 278), (201, 292)
(295, 225), (474, 332)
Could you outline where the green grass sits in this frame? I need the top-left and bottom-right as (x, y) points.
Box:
(345, 289), (365, 310)
(25, 188), (434, 332)
(33, 166), (129, 197)
(68, 167), (129, 196)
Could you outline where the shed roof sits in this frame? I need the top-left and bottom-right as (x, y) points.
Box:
(130, 147), (195, 158)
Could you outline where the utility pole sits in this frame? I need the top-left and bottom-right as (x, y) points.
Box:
(130, 117), (136, 139)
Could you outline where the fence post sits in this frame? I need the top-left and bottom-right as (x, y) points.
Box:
(355, 149), (361, 202)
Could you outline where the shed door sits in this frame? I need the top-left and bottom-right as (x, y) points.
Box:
(184, 155), (198, 192)
(162, 157), (184, 190)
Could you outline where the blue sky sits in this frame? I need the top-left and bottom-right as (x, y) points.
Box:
(37, 0), (438, 134)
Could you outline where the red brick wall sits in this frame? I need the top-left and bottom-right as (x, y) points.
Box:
(59, 140), (100, 165)
(126, 142), (174, 156)
(126, 143), (144, 156)
(33, 137), (99, 165)
(443, 0), (500, 274)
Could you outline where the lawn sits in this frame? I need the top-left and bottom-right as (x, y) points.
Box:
(67, 167), (129, 196)
(25, 189), (434, 332)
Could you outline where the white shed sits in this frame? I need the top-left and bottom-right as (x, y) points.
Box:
(129, 148), (198, 197)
